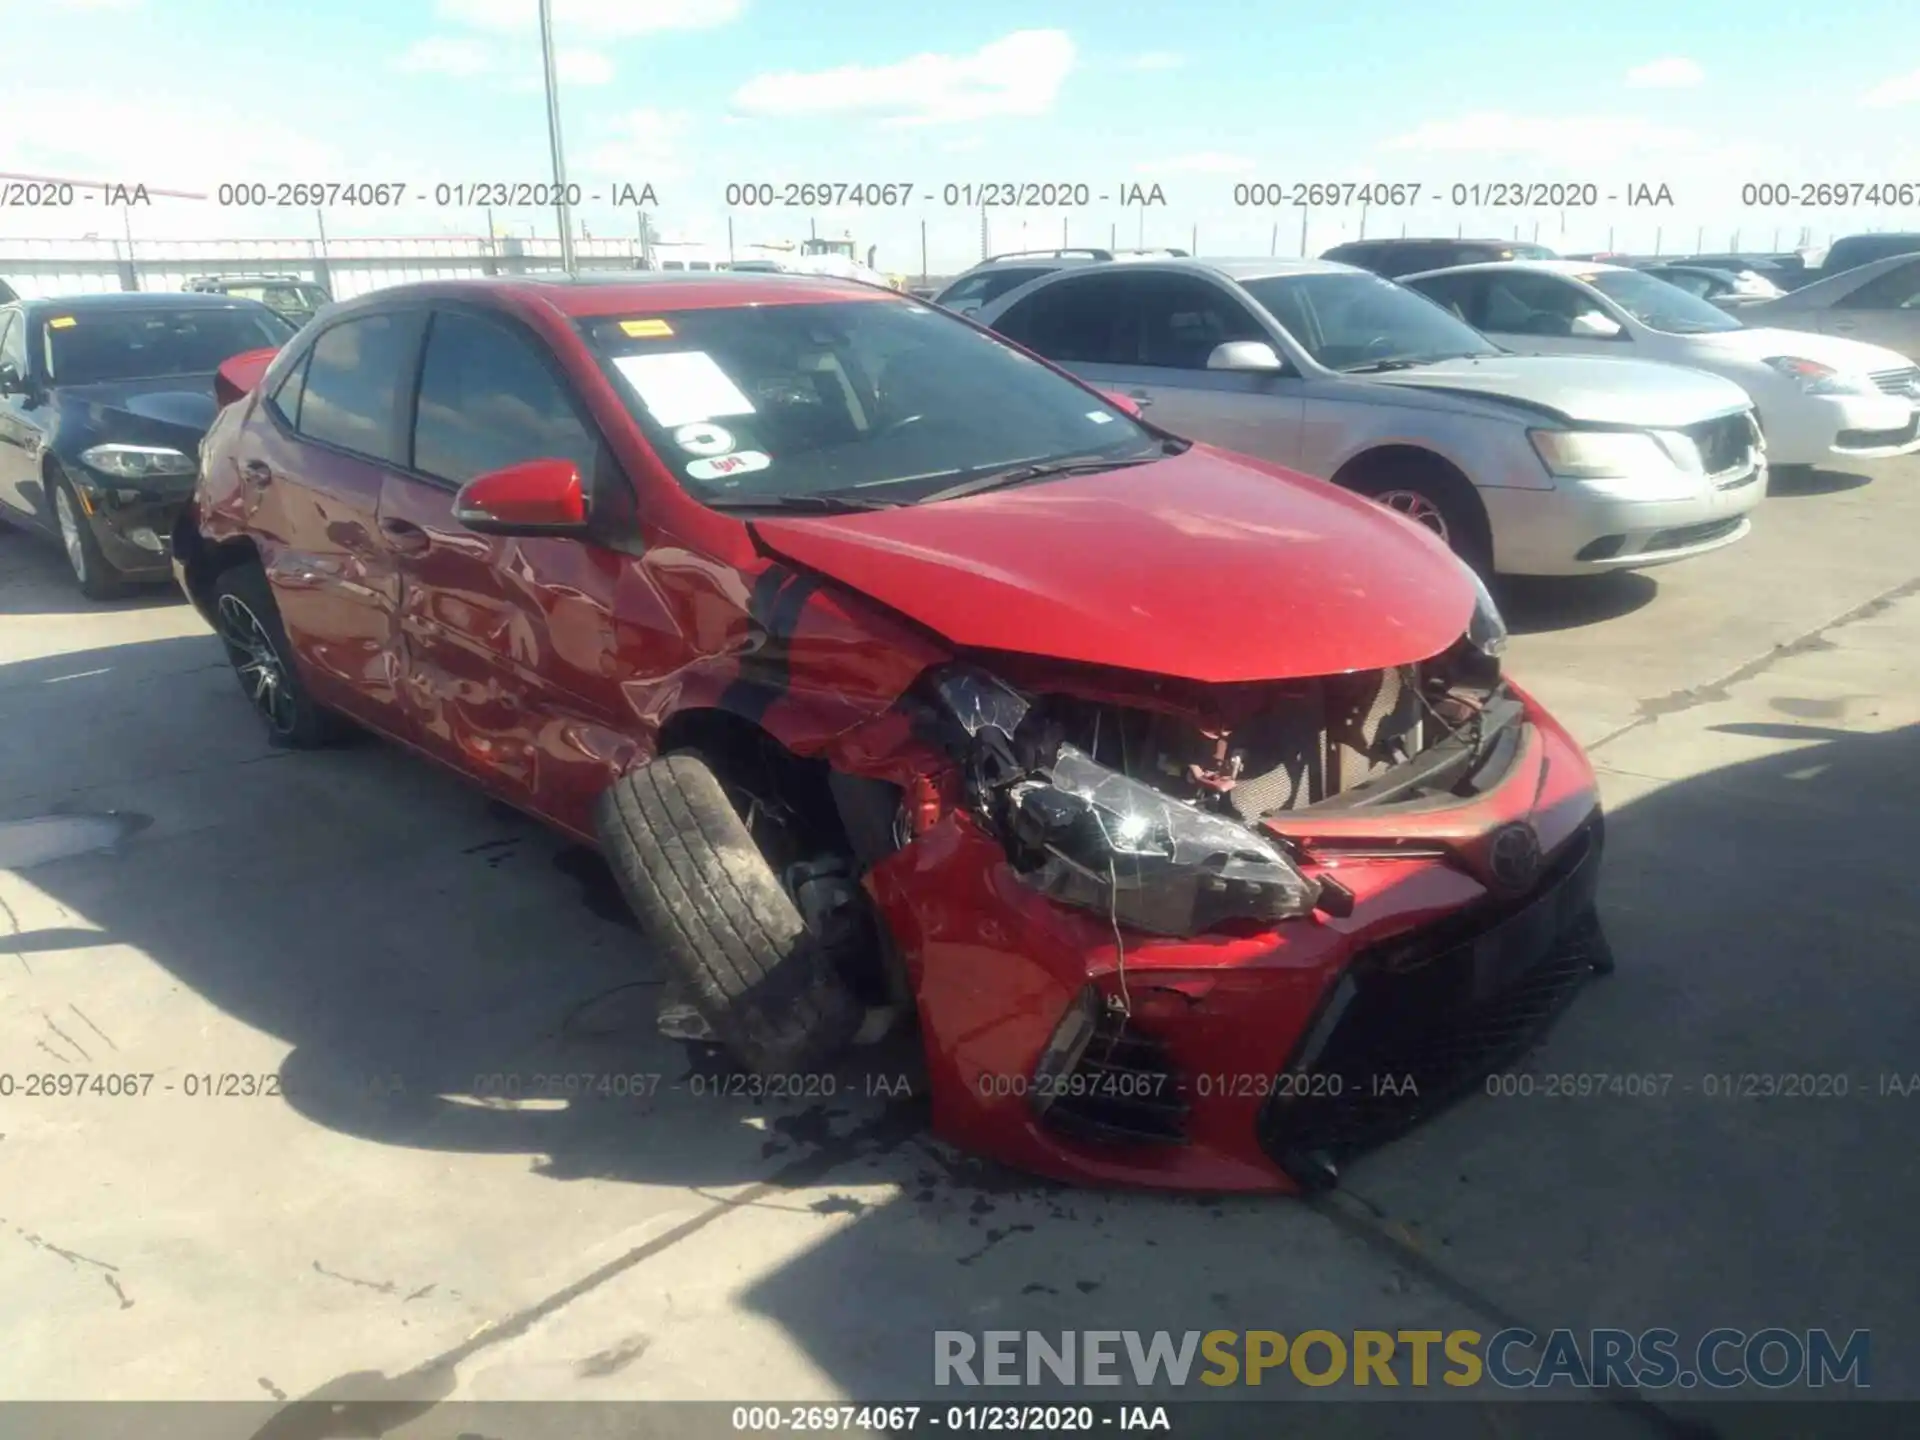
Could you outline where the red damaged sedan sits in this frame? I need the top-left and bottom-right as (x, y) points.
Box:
(174, 273), (1610, 1194)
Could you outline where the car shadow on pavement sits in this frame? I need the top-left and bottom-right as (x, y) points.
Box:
(0, 527), (186, 615)
(6, 632), (1917, 1426)
(1496, 572), (1660, 635)
(1766, 466), (1874, 498)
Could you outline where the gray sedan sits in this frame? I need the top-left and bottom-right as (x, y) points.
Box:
(1735, 251), (1920, 365)
(974, 258), (1765, 576)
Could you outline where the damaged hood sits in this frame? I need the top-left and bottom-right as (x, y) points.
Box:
(1364, 354), (1751, 426)
(749, 444), (1476, 685)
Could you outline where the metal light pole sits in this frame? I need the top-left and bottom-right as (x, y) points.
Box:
(537, 0), (576, 273)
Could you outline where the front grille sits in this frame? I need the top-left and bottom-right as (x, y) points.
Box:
(1257, 820), (1606, 1187)
(1870, 367), (1920, 398)
(1041, 1009), (1190, 1146)
(1643, 517), (1744, 553)
(1681, 413), (1754, 476)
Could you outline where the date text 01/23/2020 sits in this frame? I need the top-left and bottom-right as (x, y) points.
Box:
(1228, 181), (1677, 208)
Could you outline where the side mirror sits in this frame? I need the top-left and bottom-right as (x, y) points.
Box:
(0, 362), (26, 395)
(1096, 389), (1143, 418)
(1206, 340), (1286, 372)
(453, 458), (590, 537)
(1570, 311), (1624, 339)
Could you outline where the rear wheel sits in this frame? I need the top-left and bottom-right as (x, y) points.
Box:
(1345, 459), (1494, 576)
(49, 469), (126, 600)
(210, 561), (345, 747)
(597, 752), (865, 1076)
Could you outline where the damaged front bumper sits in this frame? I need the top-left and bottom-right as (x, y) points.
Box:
(864, 666), (1606, 1194)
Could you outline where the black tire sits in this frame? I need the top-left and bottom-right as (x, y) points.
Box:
(597, 752), (865, 1076)
(48, 468), (126, 601)
(1345, 458), (1495, 576)
(209, 560), (346, 747)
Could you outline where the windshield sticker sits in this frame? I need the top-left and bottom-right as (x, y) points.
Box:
(672, 422), (736, 457)
(620, 318), (674, 338)
(612, 351), (757, 428)
(687, 451), (770, 482)
(1085, 411), (1115, 424)
(1573, 272), (1603, 283)
(48, 316), (77, 329)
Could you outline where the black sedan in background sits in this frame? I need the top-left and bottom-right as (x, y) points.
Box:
(0, 292), (292, 597)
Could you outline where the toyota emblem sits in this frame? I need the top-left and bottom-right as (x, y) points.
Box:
(1488, 822), (1543, 891)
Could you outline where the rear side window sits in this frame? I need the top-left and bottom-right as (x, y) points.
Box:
(0, 311), (24, 378)
(296, 312), (419, 463)
(411, 309), (599, 485)
(993, 272), (1142, 364)
(268, 348), (312, 427)
(938, 267), (1051, 309)
(1838, 258), (1920, 311)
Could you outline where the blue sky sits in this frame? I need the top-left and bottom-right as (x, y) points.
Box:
(4, 0), (1920, 270)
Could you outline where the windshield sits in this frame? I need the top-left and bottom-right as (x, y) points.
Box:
(43, 306), (294, 384)
(1239, 271), (1501, 370)
(1584, 269), (1741, 334)
(581, 297), (1160, 507)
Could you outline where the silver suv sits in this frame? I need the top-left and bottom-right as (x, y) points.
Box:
(934, 247), (1187, 318)
(974, 258), (1766, 576)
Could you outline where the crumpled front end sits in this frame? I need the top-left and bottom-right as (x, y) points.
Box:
(860, 631), (1606, 1193)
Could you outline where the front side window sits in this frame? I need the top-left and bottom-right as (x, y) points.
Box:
(40, 305), (293, 385)
(581, 295), (1157, 506)
(296, 311), (419, 463)
(412, 310), (599, 485)
(1584, 269), (1741, 334)
(1403, 272), (1490, 326)
(1650, 269), (1718, 299)
(1239, 270), (1501, 371)
(1137, 275), (1267, 369)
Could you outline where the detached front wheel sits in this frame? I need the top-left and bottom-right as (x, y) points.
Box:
(597, 752), (864, 1076)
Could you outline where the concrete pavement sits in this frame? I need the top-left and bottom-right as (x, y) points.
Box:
(1, 454), (1916, 1437)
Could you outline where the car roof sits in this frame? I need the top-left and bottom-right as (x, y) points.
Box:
(18, 290), (276, 312)
(1327, 237), (1517, 250)
(1399, 259), (1625, 280)
(333, 270), (896, 318)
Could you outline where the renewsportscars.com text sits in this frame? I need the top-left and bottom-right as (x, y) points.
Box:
(934, 1328), (1870, 1391)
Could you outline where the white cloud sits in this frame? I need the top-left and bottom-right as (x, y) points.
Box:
(1383, 111), (1702, 166)
(578, 107), (691, 182)
(557, 48), (615, 84)
(436, 0), (743, 36)
(1142, 153), (1255, 174)
(1862, 68), (1920, 108)
(1121, 51), (1184, 71)
(730, 30), (1077, 127)
(397, 36), (496, 76)
(1625, 57), (1704, 89)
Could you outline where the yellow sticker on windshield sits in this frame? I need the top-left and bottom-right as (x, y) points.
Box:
(48, 316), (77, 329)
(620, 318), (674, 338)
(1573, 273), (1603, 283)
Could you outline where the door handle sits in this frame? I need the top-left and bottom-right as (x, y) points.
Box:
(243, 460), (273, 485)
(379, 517), (432, 554)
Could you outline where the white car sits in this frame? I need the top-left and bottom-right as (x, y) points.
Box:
(1402, 260), (1920, 469)
(1734, 250), (1920, 367)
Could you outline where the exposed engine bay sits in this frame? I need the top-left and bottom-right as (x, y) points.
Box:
(921, 644), (1515, 939)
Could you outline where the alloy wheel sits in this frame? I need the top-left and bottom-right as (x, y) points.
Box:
(1371, 488), (1451, 543)
(54, 485), (87, 581)
(215, 592), (298, 735)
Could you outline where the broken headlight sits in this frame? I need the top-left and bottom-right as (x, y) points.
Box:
(1465, 566), (1507, 659)
(924, 665), (1320, 936)
(1005, 746), (1319, 936)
